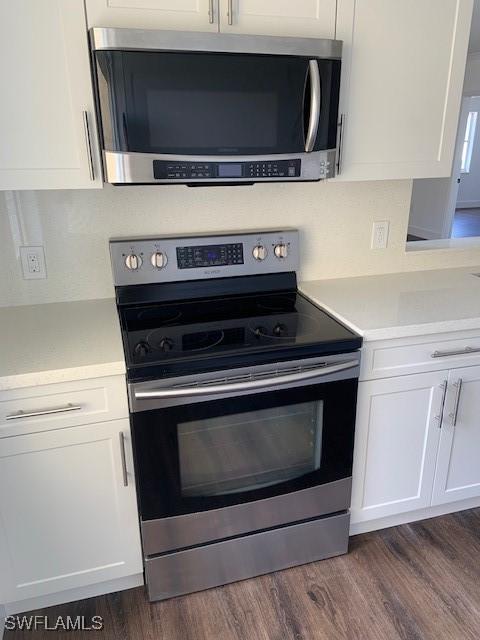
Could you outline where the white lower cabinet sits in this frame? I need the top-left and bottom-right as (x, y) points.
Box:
(351, 372), (445, 524)
(0, 418), (142, 605)
(352, 351), (480, 531)
(432, 365), (480, 505)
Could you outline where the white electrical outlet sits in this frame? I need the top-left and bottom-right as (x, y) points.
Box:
(371, 220), (389, 249)
(20, 246), (47, 280)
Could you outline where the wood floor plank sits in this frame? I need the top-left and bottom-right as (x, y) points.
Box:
(6, 508), (480, 640)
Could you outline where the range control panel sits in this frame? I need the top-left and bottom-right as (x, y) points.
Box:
(110, 230), (299, 286)
(153, 159), (301, 181)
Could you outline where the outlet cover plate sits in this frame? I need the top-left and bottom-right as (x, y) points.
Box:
(371, 220), (389, 249)
(20, 246), (47, 280)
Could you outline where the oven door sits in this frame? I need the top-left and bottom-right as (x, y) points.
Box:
(92, 30), (341, 183)
(129, 354), (359, 555)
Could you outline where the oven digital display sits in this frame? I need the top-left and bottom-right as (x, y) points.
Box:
(176, 243), (244, 269)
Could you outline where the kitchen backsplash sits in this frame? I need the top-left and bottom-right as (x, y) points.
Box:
(1, 179), (480, 307)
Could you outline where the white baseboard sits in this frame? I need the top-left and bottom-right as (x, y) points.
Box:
(456, 200), (480, 209)
(350, 495), (480, 536)
(4, 573), (144, 616)
(407, 225), (443, 240)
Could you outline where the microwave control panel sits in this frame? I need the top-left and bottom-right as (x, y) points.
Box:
(153, 159), (301, 181)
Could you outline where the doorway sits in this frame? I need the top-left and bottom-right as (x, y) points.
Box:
(407, 95), (480, 242)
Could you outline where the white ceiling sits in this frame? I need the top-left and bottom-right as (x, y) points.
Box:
(470, 0), (480, 53)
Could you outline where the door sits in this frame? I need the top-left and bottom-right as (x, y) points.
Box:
(219, 0), (337, 38)
(85, 0), (219, 31)
(432, 365), (480, 505)
(0, 0), (102, 191)
(0, 419), (142, 604)
(94, 48), (340, 157)
(336, 0), (473, 181)
(132, 376), (358, 524)
(350, 372), (446, 524)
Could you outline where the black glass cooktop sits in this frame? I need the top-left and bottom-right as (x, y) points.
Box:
(119, 290), (362, 381)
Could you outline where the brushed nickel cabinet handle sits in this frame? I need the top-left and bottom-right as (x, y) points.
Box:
(435, 379), (448, 427)
(336, 113), (345, 174)
(82, 110), (95, 181)
(449, 378), (463, 427)
(119, 432), (128, 487)
(6, 403), (82, 421)
(431, 346), (480, 358)
(208, 0), (214, 23)
(227, 0), (233, 25)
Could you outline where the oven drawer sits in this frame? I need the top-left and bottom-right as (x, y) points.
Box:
(145, 511), (349, 601)
(0, 376), (128, 437)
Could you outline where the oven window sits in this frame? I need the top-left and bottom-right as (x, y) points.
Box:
(131, 378), (358, 521)
(178, 401), (323, 497)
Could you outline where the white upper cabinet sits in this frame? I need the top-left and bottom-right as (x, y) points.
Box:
(351, 372), (445, 524)
(0, 418), (142, 604)
(219, 0), (337, 38)
(0, 1), (102, 191)
(433, 366), (480, 505)
(85, 0), (220, 30)
(336, 0), (474, 181)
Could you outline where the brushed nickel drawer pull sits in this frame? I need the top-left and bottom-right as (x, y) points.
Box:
(208, 0), (214, 23)
(227, 0), (233, 25)
(119, 432), (128, 487)
(431, 346), (480, 358)
(6, 403), (82, 421)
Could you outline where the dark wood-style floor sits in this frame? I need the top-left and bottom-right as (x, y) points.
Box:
(452, 208), (480, 238)
(6, 508), (480, 639)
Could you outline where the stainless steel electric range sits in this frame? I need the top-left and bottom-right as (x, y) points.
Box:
(110, 229), (362, 601)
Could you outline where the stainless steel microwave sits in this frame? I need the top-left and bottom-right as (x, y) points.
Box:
(90, 28), (342, 186)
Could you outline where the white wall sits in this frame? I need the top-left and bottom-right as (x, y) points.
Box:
(464, 53), (480, 95)
(458, 95), (480, 208)
(2, 179), (480, 308)
(408, 178), (452, 239)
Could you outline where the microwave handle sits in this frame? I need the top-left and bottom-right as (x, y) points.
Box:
(305, 60), (321, 153)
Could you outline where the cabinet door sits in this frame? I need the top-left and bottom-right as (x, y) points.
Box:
(336, 0), (473, 181)
(0, 419), (142, 604)
(351, 372), (446, 524)
(0, 1), (102, 191)
(85, 0), (219, 31)
(432, 366), (480, 505)
(219, 0), (337, 37)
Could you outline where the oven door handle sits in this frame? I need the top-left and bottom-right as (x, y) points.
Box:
(134, 360), (359, 400)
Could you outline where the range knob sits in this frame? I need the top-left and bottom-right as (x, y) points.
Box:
(125, 253), (142, 270)
(151, 251), (168, 269)
(274, 243), (288, 259)
(252, 245), (267, 261)
(158, 337), (174, 352)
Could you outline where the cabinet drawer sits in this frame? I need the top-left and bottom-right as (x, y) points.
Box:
(0, 376), (128, 437)
(361, 331), (480, 380)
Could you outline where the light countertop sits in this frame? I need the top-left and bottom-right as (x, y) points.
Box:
(0, 298), (125, 391)
(300, 266), (480, 342)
